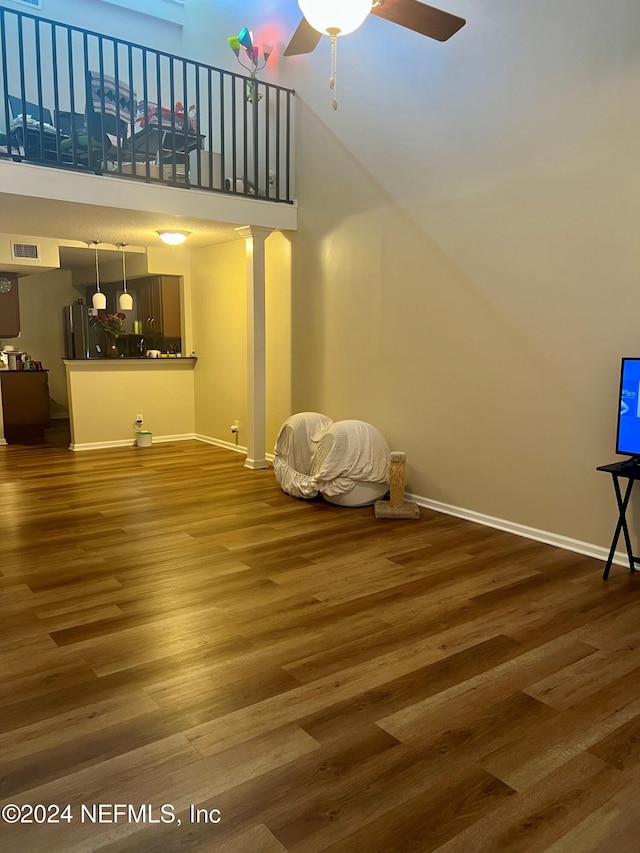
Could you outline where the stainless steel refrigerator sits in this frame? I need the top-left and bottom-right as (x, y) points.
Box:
(62, 303), (102, 359)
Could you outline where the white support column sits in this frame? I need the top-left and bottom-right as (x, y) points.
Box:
(0, 381), (6, 446)
(236, 225), (272, 469)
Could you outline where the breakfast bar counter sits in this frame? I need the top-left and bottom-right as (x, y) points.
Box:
(63, 358), (197, 450)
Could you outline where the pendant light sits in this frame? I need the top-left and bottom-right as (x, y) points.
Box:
(118, 244), (133, 311)
(91, 241), (106, 310)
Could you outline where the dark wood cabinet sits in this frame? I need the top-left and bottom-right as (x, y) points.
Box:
(0, 273), (20, 338)
(0, 370), (50, 442)
(137, 276), (181, 337)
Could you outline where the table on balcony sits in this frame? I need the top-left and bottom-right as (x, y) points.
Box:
(127, 124), (203, 183)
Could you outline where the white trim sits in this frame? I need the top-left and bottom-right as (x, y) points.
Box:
(407, 492), (625, 569)
(70, 433), (195, 451)
(68, 432), (276, 464)
(193, 433), (275, 463)
(195, 434), (247, 455)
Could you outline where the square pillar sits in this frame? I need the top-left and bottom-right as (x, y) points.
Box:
(236, 225), (272, 469)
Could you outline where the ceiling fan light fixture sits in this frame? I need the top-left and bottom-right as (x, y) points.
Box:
(298, 0), (372, 36)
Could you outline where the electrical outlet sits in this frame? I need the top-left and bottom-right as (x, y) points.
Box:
(136, 414), (143, 425)
(230, 420), (239, 434)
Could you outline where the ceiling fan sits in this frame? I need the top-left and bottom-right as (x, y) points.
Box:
(283, 0), (466, 108)
(284, 0), (466, 57)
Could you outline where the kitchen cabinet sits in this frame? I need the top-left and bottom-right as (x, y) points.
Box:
(137, 276), (181, 337)
(0, 273), (20, 338)
(0, 370), (50, 442)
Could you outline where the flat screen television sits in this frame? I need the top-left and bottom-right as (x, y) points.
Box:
(616, 358), (640, 463)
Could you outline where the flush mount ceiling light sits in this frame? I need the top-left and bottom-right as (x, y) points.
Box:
(90, 240), (106, 310)
(157, 230), (190, 246)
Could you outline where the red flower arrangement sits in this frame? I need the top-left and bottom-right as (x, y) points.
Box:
(92, 312), (125, 338)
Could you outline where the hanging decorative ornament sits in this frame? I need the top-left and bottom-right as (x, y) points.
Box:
(227, 26), (274, 103)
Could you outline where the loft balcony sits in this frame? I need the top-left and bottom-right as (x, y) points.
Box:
(0, 6), (295, 207)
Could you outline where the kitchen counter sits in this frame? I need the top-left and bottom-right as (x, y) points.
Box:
(63, 357), (197, 366)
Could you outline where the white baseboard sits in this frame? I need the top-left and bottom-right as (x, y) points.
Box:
(194, 434), (247, 454)
(70, 433), (196, 451)
(407, 492), (622, 569)
(193, 434), (274, 464)
(68, 432), (276, 462)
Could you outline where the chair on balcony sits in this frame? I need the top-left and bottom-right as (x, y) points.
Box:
(59, 71), (135, 173)
(8, 95), (59, 161)
(55, 110), (85, 136)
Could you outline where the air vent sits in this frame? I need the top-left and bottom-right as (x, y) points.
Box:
(10, 0), (42, 9)
(11, 242), (39, 260)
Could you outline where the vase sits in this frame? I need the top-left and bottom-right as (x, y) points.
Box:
(104, 336), (120, 358)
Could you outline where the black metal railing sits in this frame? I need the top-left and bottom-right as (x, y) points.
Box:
(0, 7), (295, 203)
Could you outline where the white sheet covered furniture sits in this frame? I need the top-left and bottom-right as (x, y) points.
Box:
(273, 414), (390, 507)
(273, 411), (333, 499)
(311, 419), (390, 506)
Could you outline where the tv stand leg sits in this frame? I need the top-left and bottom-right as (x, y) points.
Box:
(603, 475), (635, 579)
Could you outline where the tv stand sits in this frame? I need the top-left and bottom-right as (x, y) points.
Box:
(619, 456), (640, 469)
(597, 461), (640, 578)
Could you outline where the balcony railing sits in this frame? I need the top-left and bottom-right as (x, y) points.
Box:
(0, 7), (295, 203)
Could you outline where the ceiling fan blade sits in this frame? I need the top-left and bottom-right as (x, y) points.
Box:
(370, 0), (466, 41)
(283, 17), (323, 56)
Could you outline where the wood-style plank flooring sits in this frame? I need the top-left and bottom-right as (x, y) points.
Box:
(1, 438), (640, 852)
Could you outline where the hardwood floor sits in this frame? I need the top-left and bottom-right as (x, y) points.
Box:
(1, 439), (639, 852)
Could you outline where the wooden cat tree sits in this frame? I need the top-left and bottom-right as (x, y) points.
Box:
(374, 451), (421, 519)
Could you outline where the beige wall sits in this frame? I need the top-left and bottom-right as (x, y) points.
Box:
(7, 268), (79, 416)
(191, 240), (248, 445)
(288, 0), (640, 551)
(191, 233), (292, 452)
